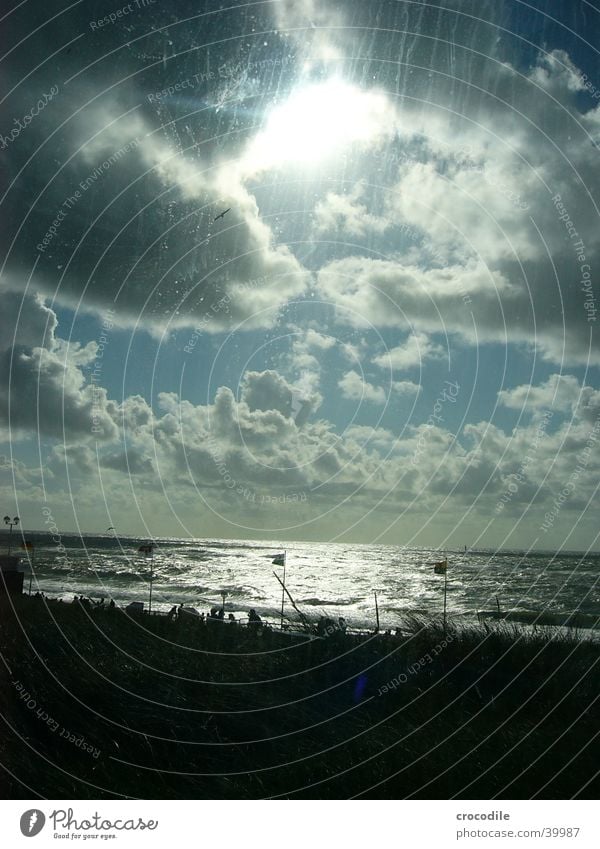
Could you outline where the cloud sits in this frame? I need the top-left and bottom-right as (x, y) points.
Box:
(373, 332), (446, 371)
(5, 96), (311, 334)
(529, 49), (588, 97)
(303, 328), (336, 350)
(2, 360), (598, 545)
(272, 0), (346, 67)
(0, 297), (117, 442)
(101, 450), (154, 476)
(49, 444), (96, 476)
(314, 182), (389, 237)
(314, 50), (600, 364)
(498, 374), (581, 413)
(393, 380), (422, 397)
(337, 370), (419, 404)
(318, 256), (513, 339)
(0, 290), (57, 353)
(2, 4), (600, 545)
(338, 370), (387, 404)
(498, 374), (600, 424)
(241, 369), (306, 419)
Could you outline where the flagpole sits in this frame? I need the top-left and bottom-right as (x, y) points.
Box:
(280, 550), (286, 629)
(143, 542), (154, 615)
(374, 590), (380, 633)
(273, 571), (310, 632)
(29, 545), (34, 595)
(443, 556), (448, 637)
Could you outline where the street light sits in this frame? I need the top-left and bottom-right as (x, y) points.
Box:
(4, 515), (19, 555)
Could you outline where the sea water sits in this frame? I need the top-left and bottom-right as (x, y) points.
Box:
(14, 533), (600, 630)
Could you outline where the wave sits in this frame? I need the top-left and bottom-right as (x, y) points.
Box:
(299, 597), (360, 607)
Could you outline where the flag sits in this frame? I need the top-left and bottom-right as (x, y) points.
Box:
(20, 541), (34, 550)
(272, 553), (285, 566)
(433, 559), (447, 575)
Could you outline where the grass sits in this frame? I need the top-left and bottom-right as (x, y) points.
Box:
(0, 595), (598, 799)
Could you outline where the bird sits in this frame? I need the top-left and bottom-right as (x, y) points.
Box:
(213, 207), (231, 222)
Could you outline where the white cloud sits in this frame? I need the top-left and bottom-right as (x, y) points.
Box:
(303, 328), (336, 350)
(0, 289), (57, 353)
(272, 0), (346, 67)
(393, 380), (422, 396)
(373, 332), (446, 371)
(314, 182), (389, 237)
(0, 298), (117, 442)
(498, 374), (581, 413)
(338, 370), (386, 404)
(529, 49), (587, 97)
(313, 50), (600, 364)
(498, 374), (600, 425)
(2, 362), (598, 545)
(318, 256), (513, 339)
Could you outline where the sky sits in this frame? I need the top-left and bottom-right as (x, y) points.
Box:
(1, 0), (600, 549)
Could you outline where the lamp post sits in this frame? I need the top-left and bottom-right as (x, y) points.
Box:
(4, 515), (19, 555)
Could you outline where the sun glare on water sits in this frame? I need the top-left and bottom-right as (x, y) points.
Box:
(244, 78), (390, 173)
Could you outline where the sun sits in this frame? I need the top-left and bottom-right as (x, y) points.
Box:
(243, 78), (390, 173)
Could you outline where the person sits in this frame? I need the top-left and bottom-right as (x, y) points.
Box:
(228, 613), (236, 623)
(317, 616), (335, 637)
(167, 605), (178, 621)
(109, 599), (115, 609)
(338, 616), (347, 634)
(248, 608), (262, 631)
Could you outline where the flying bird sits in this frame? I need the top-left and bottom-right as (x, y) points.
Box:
(213, 207), (231, 222)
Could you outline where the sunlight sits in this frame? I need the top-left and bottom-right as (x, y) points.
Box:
(242, 78), (390, 173)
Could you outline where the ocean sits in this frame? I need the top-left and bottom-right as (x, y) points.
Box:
(10, 533), (600, 630)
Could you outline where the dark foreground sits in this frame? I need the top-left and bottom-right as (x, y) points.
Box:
(0, 595), (598, 799)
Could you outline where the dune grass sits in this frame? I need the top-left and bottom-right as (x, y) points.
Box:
(0, 595), (598, 799)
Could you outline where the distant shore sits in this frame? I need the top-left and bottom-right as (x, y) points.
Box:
(1, 593), (598, 799)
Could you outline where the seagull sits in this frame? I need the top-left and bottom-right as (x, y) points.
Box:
(213, 207), (231, 222)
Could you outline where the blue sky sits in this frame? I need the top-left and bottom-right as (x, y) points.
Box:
(1, 0), (600, 548)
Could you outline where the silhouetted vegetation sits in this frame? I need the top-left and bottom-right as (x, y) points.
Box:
(1, 596), (598, 798)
